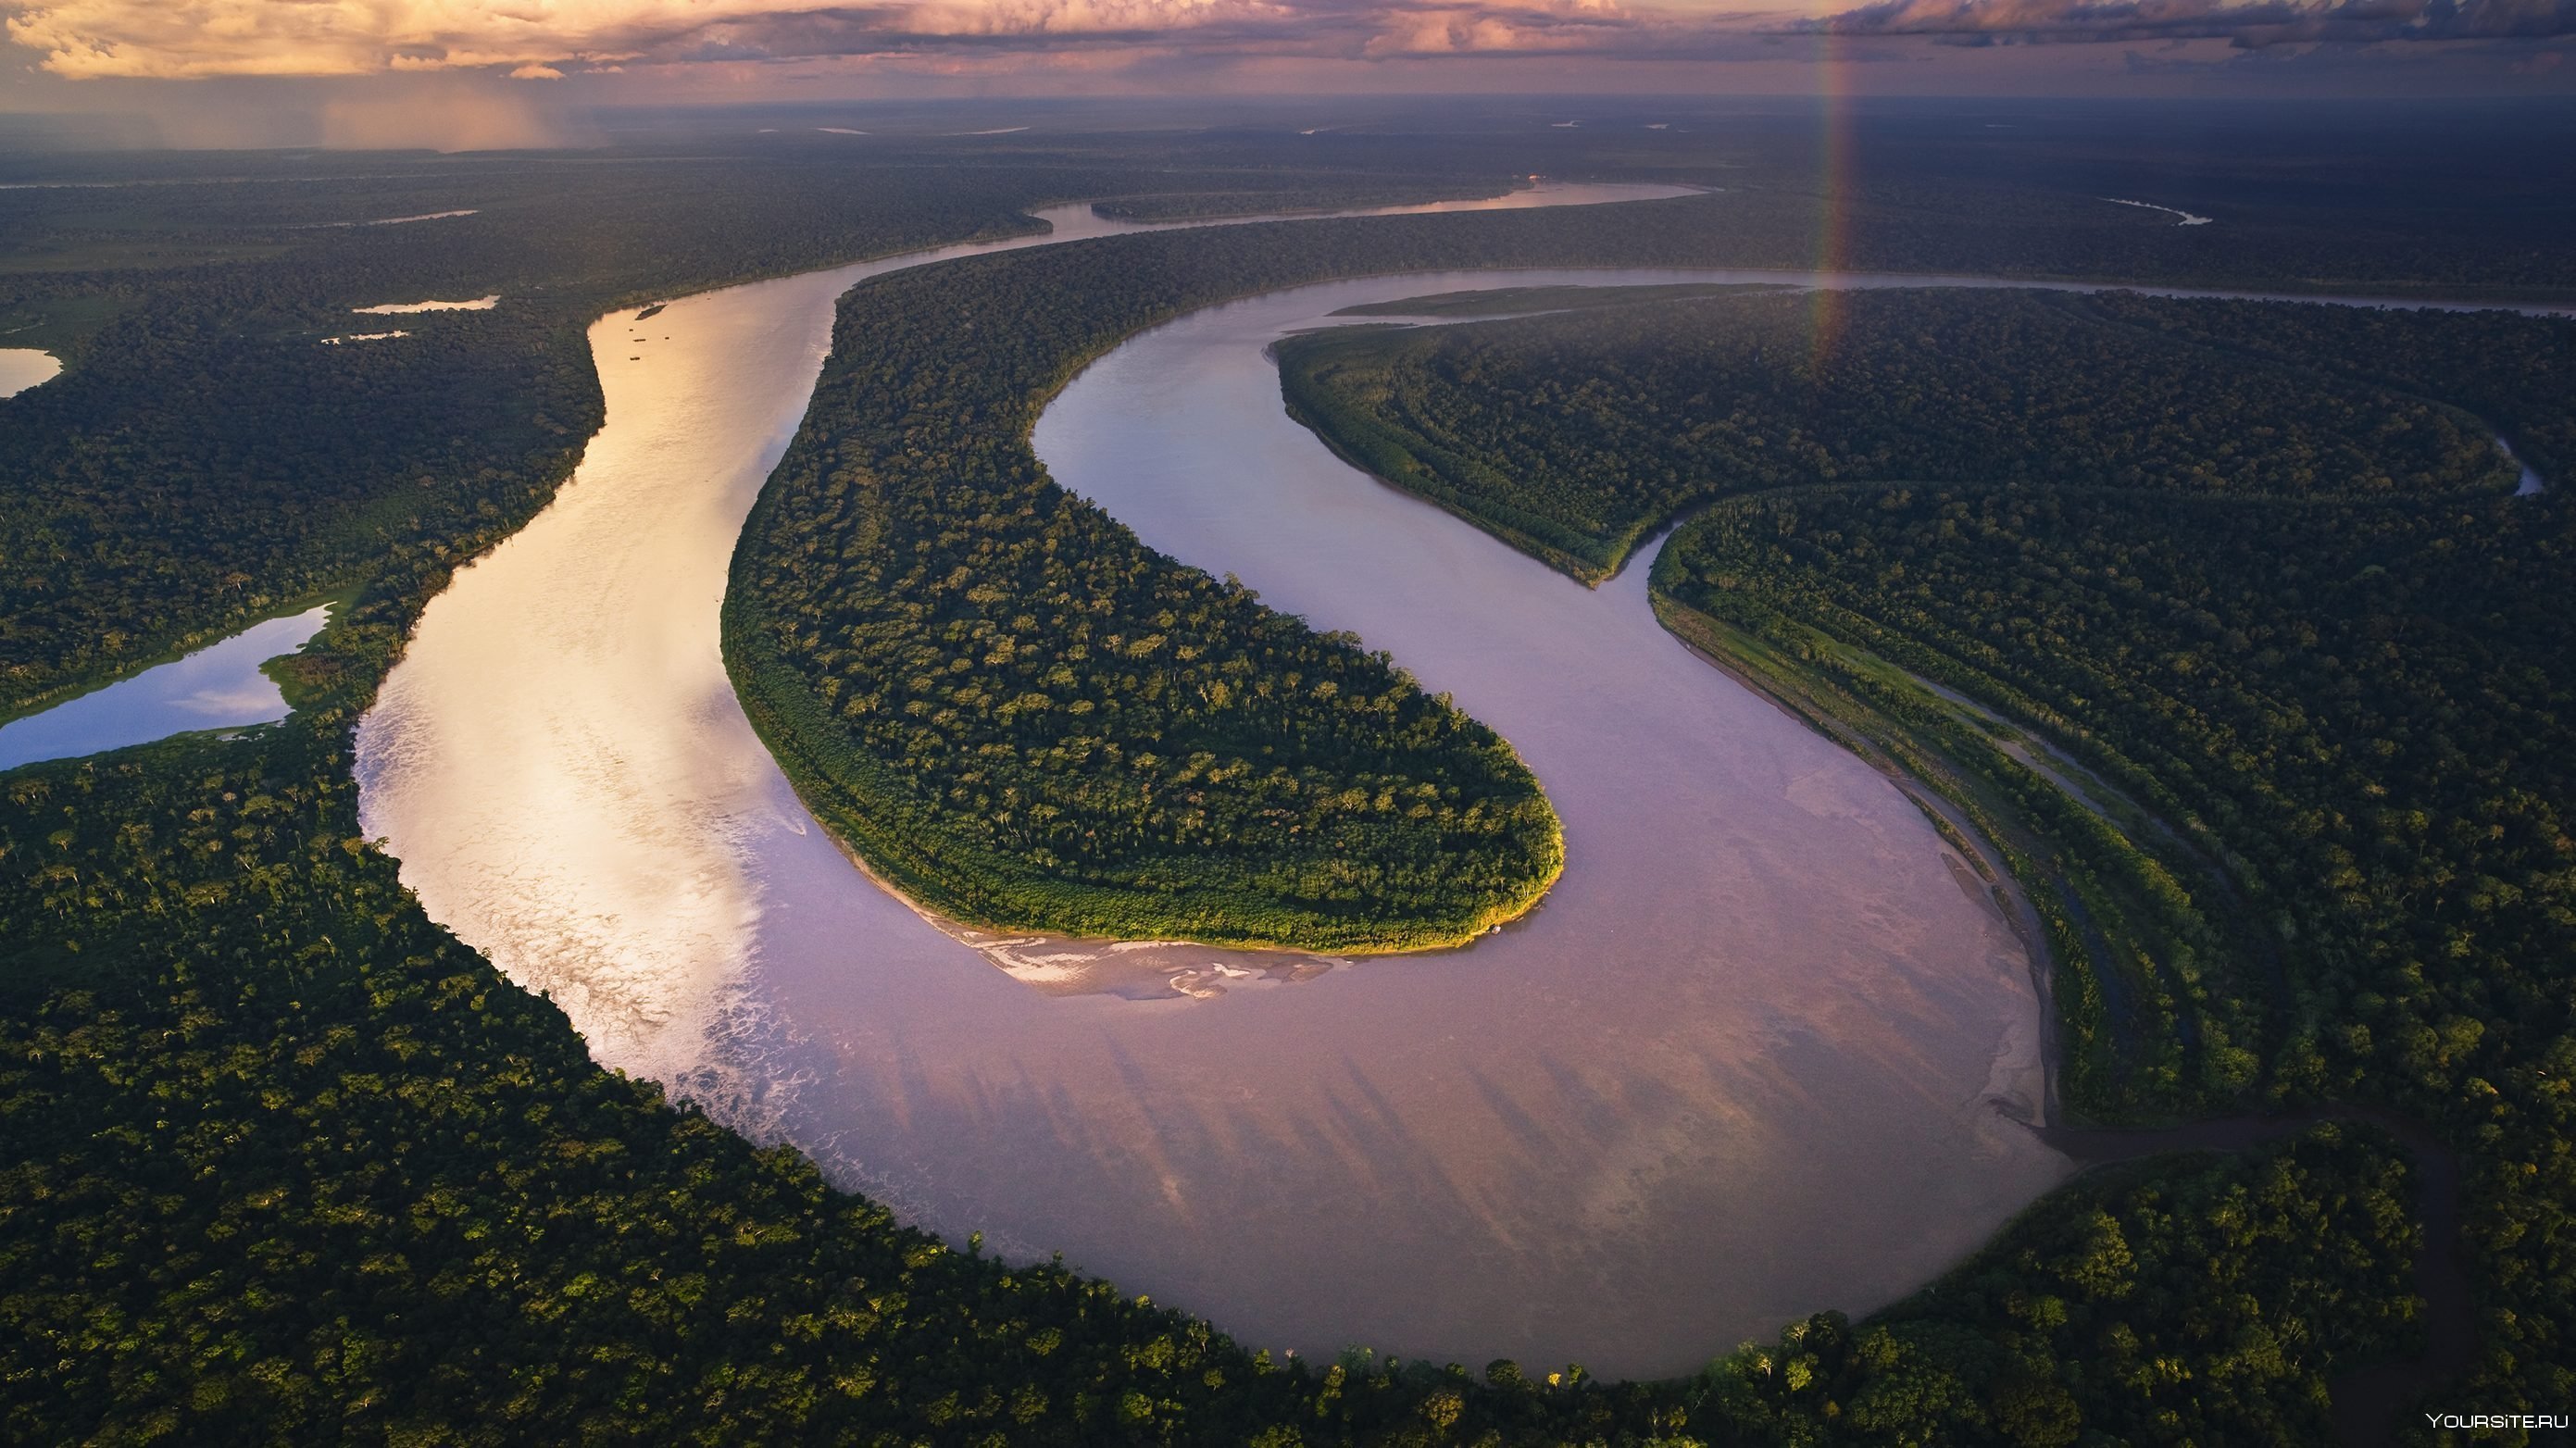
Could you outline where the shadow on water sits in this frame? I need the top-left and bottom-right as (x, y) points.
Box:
(2037, 1106), (2470, 1445)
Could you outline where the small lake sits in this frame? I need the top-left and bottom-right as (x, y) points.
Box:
(0, 347), (60, 397)
(0, 604), (332, 772)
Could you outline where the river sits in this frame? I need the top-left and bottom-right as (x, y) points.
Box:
(351, 192), (2563, 1377)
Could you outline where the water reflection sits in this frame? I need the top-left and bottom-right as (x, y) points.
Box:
(1, 604), (331, 771)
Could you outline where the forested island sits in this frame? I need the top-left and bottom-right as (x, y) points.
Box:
(6, 106), (2575, 1443)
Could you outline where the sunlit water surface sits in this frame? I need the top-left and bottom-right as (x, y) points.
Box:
(354, 191), (2570, 1374)
(0, 347), (60, 397)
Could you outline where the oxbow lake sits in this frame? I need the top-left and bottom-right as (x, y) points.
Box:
(0, 604), (331, 773)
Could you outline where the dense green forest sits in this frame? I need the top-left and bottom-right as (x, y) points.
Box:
(9, 107), (2573, 717)
(1658, 481), (2576, 1427)
(1286, 285), (2576, 1430)
(1278, 289), (2511, 580)
(0, 510), (2434, 1442)
(0, 540), (2434, 1442)
(2079, 293), (2576, 487)
(0, 727), (2425, 1445)
(7, 109), (2576, 1442)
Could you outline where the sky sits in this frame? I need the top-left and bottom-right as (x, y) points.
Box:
(0, 0), (2570, 144)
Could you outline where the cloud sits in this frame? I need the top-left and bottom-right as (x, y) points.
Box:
(0, 0), (1741, 77)
(6, 0), (760, 78)
(1804, 0), (2576, 46)
(4, 0), (2564, 81)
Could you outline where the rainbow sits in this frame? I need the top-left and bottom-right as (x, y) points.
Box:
(1808, 27), (1857, 368)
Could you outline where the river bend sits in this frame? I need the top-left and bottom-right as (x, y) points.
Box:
(354, 193), (2563, 1375)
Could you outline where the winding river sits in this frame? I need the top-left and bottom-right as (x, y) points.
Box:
(353, 191), (2569, 1377)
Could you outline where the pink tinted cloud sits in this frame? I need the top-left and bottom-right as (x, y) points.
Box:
(4, 0), (2565, 80)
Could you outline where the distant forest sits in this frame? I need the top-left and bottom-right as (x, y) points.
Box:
(5, 110), (2574, 1443)
(1277, 289), (2513, 580)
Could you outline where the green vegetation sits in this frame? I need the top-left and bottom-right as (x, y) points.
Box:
(1286, 284), (2576, 1426)
(1660, 478), (2576, 1417)
(10, 115), (2569, 718)
(1644, 592), (2258, 1124)
(724, 249), (1631, 951)
(0, 161), (1043, 718)
(2080, 292), (2576, 485)
(1711, 1125), (2424, 1447)
(9, 733), (1366, 1445)
(1277, 289), (2509, 581)
(1328, 282), (1783, 318)
(0, 371), (2428, 1442)
(749, 191), (2548, 955)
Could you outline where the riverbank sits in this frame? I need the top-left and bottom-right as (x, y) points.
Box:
(1641, 588), (2240, 1126)
(24, 121), (2570, 1444)
(361, 220), (2059, 1372)
(1266, 278), (2555, 1426)
(1646, 582), (2484, 1430)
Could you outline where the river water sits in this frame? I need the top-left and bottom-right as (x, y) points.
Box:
(351, 191), (2565, 1376)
